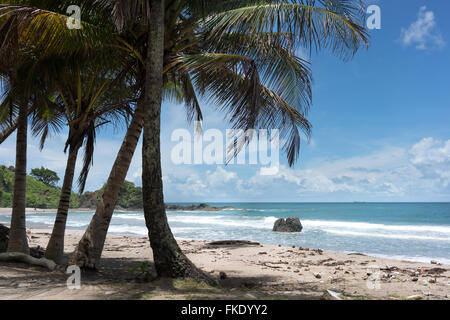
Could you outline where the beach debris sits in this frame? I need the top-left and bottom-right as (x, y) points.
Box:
(245, 293), (257, 299)
(407, 295), (423, 300)
(430, 260), (438, 265)
(258, 252), (267, 255)
(0, 252), (56, 270)
(281, 280), (285, 286)
(322, 290), (343, 300)
(324, 261), (345, 267)
(318, 258), (333, 265)
(314, 272), (322, 279)
(208, 240), (260, 246)
(219, 272), (227, 280)
(428, 278), (437, 284)
(422, 291), (432, 296)
(272, 218), (303, 232)
(30, 246), (45, 259)
(412, 277), (419, 282)
(424, 267), (447, 275)
(105, 291), (117, 295)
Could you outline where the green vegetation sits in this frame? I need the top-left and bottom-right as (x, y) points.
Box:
(30, 167), (60, 187)
(99, 181), (143, 209)
(0, 165), (144, 209)
(79, 180), (143, 210)
(0, 165), (80, 209)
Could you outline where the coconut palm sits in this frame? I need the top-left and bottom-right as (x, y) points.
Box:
(0, 1), (369, 282)
(70, 0), (312, 272)
(0, 18), (30, 253)
(40, 63), (134, 264)
(140, 0), (368, 281)
(0, 0), (120, 256)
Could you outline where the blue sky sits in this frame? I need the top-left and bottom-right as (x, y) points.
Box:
(1, 0), (449, 202)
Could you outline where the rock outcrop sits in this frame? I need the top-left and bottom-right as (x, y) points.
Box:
(272, 217), (303, 232)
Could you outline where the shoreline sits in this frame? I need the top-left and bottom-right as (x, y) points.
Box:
(0, 207), (97, 214)
(0, 228), (449, 300)
(0, 220), (448, 266)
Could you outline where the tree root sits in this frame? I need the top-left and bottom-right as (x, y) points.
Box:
(0, 252), (56, 270)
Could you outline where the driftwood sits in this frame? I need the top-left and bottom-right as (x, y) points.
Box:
(208, 240), (260, 246)
(0, 252), (56, 270)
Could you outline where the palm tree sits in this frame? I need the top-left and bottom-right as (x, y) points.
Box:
(0, 1), (368, 282)
(0, 16), (30, 253)
(70, 0), (307, 270)
(140, 0), (368, 281)
(71, 0), (368, 280)
(34, 59), (134, 264)
(0, 0), (121, 257)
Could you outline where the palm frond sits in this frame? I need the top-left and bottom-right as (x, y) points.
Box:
(204, 0), (369, 60)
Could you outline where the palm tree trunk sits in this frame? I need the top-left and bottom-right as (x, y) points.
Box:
(45, 143), (80, 264)
(70, 101), (145, 268)
(142, 0), (214, 284)
(7, 104), (29, 254)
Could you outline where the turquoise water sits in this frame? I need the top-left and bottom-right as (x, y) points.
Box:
(1, 202), (449, 264)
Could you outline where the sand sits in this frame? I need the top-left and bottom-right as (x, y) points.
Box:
(0, 228), (449, 300)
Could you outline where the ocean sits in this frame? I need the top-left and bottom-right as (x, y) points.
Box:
(1, 202), (449, 264)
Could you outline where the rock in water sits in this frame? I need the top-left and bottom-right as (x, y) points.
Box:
(0, 224), (9, 253)
(272, 218), (303, 232)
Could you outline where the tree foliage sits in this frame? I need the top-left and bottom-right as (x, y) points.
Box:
(30, 167), (60, 187)
(0, 165), (80, 208)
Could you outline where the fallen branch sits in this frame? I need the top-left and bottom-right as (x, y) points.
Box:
(0, 252), (56, 270)
(208, 240), (260, 246)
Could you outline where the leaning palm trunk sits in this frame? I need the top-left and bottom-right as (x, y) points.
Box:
(0, 119), (19, 145)
(70, 101), (144, 268)
(7, 103), (29, 254)
(0, 108), (33, 145)
(142, 0), (213, 284)
(45, 144), (80, 264)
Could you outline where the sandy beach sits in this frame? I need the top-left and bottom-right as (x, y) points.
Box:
(0, 228), (449, 300)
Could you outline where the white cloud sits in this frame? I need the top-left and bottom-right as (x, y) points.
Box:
(409, 137), (450, 186)
(400, 6), (445, 50)
(2, 123), (449, 202)
(206, 167), (237, 186)
(161, 137), (450, 202)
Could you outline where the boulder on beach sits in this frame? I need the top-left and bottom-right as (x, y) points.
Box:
(0, 224), (9, 253)
(272, 218), (303, 232)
